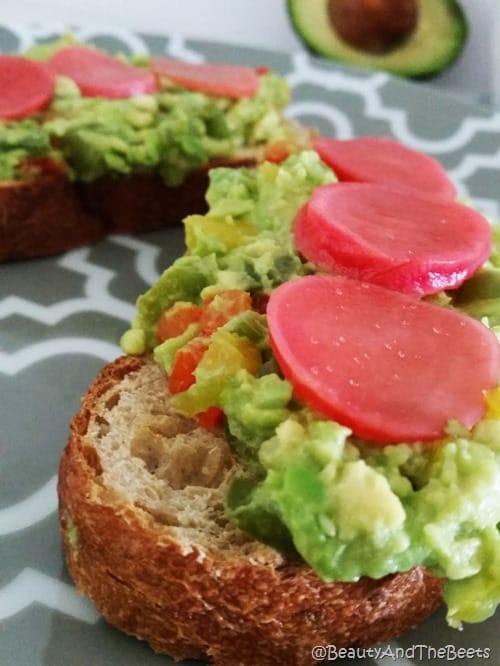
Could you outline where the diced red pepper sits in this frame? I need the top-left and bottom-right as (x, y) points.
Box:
(19, 156), (68, 179)
(168, 338), (208, 394)
(196, 406), (224, 429)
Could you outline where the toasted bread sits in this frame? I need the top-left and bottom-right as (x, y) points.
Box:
(0, 154), (258, 261)
(76, 155), (259, 235)
(58, 355), (443, 666)
(0, 167), (102, 260)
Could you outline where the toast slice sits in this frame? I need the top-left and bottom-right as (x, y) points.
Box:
(0, 166), (102, 260)
(76, 154), (259, 235)
(1, 43), (313, 262)
(58, 355), (443, 666)
(0, 154), (258, 261)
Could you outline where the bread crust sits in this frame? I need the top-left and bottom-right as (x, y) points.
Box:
(0, 171), (103, 260)
(58, 356), (443, 666)
(0, 156), (256, 261)
(76, 156), (258, 234)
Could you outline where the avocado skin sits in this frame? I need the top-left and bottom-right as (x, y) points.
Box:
(287, 0), (468, 78)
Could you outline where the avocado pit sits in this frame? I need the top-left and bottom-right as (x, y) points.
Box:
(328, 0), (419, 54)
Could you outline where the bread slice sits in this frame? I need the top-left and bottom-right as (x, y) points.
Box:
(76, 154), (259, 235)
(0, 167), (103, 260)
(0, 155), (257, 261)
(58, 355), (443, 666)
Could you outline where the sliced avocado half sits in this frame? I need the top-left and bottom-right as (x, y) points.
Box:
(287, 0), (467, 78)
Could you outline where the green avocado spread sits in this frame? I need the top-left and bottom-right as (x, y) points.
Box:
(0, 41), (297, 183)
(0, 119), (57, 181)
(121, 151), (500, 629)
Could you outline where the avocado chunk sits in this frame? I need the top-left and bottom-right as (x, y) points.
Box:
(451, 267), (500, 326)
(287, 0), (468, 78)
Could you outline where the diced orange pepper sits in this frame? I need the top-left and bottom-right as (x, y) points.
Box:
(263, 140), (291, 164)
(156, 302), (202, 342)
(200, 289), (252, 335)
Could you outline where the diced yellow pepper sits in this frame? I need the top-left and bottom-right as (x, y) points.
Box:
(484, 387), (500, 419)
(184, 214), (257, 252)
(171, 329), (261, 415)
(197, 329), (261, 378)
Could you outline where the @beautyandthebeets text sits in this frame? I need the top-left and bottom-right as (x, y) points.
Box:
(311, 644), (491, 661)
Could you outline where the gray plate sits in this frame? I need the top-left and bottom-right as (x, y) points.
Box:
(0, 24), (499, 666)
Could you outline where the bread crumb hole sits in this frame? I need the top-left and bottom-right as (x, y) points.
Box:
(89, 362), (284, 561)
(130, 415), (233, 489)
(82, 444), (103, 474)
(104, 393), (120, 410)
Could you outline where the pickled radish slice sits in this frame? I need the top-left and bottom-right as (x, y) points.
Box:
(0, 56), (54, 119)
(294, 183), (492, 295)
(267, 275), (500, 443)
(151, 57), (260, 98)
(48, 45), (156, 98)
(314, 136), (457, 199)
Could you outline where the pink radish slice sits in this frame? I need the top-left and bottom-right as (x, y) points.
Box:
(151, 57), (260, 98)
(294, 182), (492, 295)
(314, 136), (457, 200)
(0, 56), (55, 120)
(48, 46), (156, 98)
(267, 275), (500, 443)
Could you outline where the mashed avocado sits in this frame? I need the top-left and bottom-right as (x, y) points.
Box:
(451, 228), (500, 331)
(44, 70), (294, 185)
(2, 41), (298, 184)
(121, 151), (500, 628)
(0, 119), (56, 181)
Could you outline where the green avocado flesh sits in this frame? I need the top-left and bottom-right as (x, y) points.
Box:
(121, 152), (500, 629)
(0, 43), (296, 183)
(0, 119), (55, 181)
(287, 0), (467, 77)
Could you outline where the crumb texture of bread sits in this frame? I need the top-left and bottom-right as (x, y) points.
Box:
(58, 356), (443, 666)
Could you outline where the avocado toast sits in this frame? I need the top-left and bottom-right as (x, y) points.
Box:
(57, 140), (500, 664)
(0, 40), (308, 260)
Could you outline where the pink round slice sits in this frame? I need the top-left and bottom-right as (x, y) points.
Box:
(0, 56), (55, 120)
(48, 45), (156, 98)
(151, 57), (260, 98)
(314, 136), (457, 200)
(267, 274), (500, 443)
(294, 182), (492, 295)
